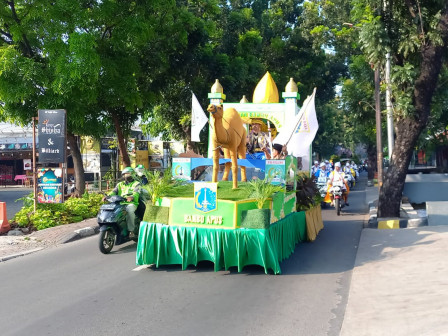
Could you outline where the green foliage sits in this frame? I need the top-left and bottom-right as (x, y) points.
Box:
(15, 192), (34, 208)
(140, 168), (179, 206)
(244, 178), (285, 209)
(12, 192), (104, 231)
(295, 174), (320, 211)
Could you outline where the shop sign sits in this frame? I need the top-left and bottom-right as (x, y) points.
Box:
(38, 109), (66, 163)
(0, 143), (33, 150)
(37, 168), (63, 203)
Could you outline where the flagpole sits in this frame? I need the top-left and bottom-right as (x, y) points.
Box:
(284, 88), (316, 146)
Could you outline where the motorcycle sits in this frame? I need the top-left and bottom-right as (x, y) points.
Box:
(329, 180), (345, 216)
(97, 194), (146, 254)
(344, 171), (355, 189)
(315, 175), (329, 208)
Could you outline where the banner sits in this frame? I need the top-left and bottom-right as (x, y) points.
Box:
(38, 109), (67, 163)
(194, 182), (217, 213)
(274, 88), (318, 157)
(172, 158), (191, 180)
(265, 160), (286, 185)
(81, 136), (101, 173)
(23, 159), (32, 171)
(191, 93), (208, 142)
(37, 168), (63, 203)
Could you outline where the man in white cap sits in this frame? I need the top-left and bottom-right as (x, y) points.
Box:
(311, 160), (320, 176)
(328, 162), (349, 206)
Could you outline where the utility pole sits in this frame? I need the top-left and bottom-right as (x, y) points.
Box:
(375, 67), (383, 188)
(385, 53), (394, 161)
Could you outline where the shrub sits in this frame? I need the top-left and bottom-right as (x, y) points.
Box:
(12, 192), (104, 231)
(296, 173), (320, 211)
(244, 177), (285, 209)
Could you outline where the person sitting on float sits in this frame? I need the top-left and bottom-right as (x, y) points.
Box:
(327, 162), (349, 206)
(246, 120), (269, 159)
(265, 143), (288, 159)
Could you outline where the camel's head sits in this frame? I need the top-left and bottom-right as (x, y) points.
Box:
(207, 104), (223, 119)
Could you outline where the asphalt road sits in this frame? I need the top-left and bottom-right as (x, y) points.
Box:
(0, 187), (33, 220)
(0, 178), (367, 336)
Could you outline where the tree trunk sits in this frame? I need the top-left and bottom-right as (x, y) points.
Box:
(111, 112), (131, 167)
(378, 6), (448, 217)
(67, 132), (85, 197)
(366, 143), (376, 180)
(378, 119), (422, 217)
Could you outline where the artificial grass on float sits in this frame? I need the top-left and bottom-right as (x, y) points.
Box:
(164, 181), (252, 201)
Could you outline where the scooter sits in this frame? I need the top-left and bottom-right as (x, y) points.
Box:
(329, 180), (345, 216)
(344, 172), (354, 189)
(315, 176), (329, 208)
(97, 194), (146, 254)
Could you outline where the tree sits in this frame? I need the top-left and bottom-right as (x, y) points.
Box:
(351, 0), (448, 217)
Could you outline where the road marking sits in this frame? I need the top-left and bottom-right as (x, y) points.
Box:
(132, 265), (152, 271)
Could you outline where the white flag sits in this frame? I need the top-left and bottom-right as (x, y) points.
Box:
(191, 93), (208, 142)
(274, 88), (318, 157)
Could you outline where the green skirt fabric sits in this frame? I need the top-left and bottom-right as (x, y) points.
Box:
(136, 211), (307, 274)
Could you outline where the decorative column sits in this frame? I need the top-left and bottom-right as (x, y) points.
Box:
(207, 80), (226, 157)
(208, 79), (226, 105)
(282, 77), (300, 121)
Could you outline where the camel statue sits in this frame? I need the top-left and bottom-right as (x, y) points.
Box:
(207, 104), (247, 189)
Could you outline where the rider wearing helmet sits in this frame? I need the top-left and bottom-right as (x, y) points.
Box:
(134, 164), (148, 185)
(104, 167), (141, 237)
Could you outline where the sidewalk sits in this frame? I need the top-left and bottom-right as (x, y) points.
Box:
(341, 180), (448, 335)
(0, 218), (98, 261)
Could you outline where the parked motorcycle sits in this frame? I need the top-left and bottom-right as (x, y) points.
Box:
(97, 194), (146, 254)
(329, 180), (345, 216)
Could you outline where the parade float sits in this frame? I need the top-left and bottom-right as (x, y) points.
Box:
(136, 73), (323, 274)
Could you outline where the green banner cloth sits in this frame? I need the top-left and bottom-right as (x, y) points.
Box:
(136, 211), (307, 274)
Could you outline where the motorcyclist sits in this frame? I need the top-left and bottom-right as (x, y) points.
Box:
(311, 161), (320, 176)
(314, 162), (329, 179)
(134, 164), (148, 185)
(103, 167), (141, 237)
(343, 162), (352, 175)
(328, 162), (349, 206)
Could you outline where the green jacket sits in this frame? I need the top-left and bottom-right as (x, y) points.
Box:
(108, 180), (140, 206)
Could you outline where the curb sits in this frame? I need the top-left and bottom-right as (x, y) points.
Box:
(0, 247), (45, 262)
(62, 226), (100, 244)
(366, 201), (428, 229)
(1, 226), (99, 262)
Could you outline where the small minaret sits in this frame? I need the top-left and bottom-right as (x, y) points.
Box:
(208, 79), (226, 105)
(240, 95), (249, 103)
(282, 78), (300, 118)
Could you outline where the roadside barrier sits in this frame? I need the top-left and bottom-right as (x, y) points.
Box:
(0, 202), (11, 234)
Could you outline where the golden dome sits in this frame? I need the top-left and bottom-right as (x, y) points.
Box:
(211, 79), (223, 94)
(285, 78), (298, 93)
(252, 72), (279, 103)
(240, 95), (249, 103)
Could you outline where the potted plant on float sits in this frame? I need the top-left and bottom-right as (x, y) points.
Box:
(241, 178), (284, 229)
(139, 168), (178, 225)
(295, 173), (323, 241)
